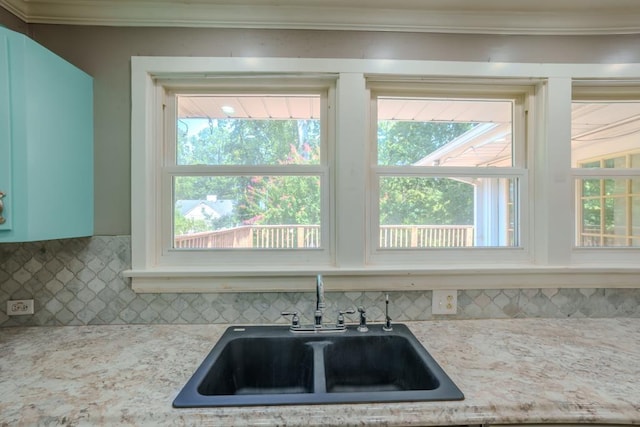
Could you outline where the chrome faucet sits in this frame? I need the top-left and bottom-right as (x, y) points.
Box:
(314, 274), (326, 328)
(281, 274), (354, 333)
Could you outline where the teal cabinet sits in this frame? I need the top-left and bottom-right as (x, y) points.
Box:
(0, 27), (93, 242)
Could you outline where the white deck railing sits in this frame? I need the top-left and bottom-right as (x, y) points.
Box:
(379, 225), (474, 248)
(175, 224), (474, 249)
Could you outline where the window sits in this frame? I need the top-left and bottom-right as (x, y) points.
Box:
(370, 89), (527, 254)
(171, 93), (324, 251)
(572, 93), (640, 248)
(153, 80), (335, 272)
(128, 58), (640, 292)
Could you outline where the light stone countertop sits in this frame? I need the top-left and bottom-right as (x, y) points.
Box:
(0, 318), (639, 426)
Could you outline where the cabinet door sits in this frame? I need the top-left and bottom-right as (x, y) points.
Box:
(0, 33), (11, 232)
(0, 27), (93, 242)
(21, 32), (94, 241)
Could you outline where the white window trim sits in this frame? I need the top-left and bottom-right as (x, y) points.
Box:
(126, 57), (640, 293)
(366, 83), (532, 266)
(159, 83), (334, 269)
(570, 84), (640, 265)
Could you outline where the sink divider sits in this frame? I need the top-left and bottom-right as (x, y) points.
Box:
(307, 341), (332, 394)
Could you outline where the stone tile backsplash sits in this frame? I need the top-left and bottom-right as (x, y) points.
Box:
(1, 236), (639, 327)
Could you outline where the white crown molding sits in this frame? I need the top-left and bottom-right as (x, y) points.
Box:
(3, 0), (640, 35)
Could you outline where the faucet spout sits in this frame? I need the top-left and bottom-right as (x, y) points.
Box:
(316, 274), (325, 311)
(315, 274), (325, 327)
(285, 274), (348, 333)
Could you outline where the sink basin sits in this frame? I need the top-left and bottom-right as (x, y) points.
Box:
(197, 337), (314, 396)
(173, 324), (463, 407)
(323, 335), (440, 393)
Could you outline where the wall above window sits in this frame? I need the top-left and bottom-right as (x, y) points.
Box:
(3, 0), (640, 35)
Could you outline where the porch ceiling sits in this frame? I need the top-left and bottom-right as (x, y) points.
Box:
(571, 102), (640, 144)
(178, 94), (640, 168)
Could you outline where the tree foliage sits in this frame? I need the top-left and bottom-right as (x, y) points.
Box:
(174, 209), (209, 235)
(378, 121), (475, 225)
(380, 177), (473, 226)
(175, 118), (321, 229)
(237, 145), (320, 225)
(175, 117), (476, 232)
(377, 121), (473, 165)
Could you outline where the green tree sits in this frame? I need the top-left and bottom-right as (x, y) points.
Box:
(380, 177), (473, 225)
(377, 121), (475, 225)
(175, 116), (477, 232)
(377, 121), (474, 165)
(237, 144), (320, 225)
(175, 118), (320, 202)
(178, 118), (320, 167)
(173, 208), (209, 235)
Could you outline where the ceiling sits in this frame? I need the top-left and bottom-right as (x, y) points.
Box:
(179, 94), (322, 121)
(3, 0), (640, 34)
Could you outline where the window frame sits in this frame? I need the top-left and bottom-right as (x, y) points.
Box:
(127, 57), (640, 293)
(570, 84), (640, 264)
(161, 83), (334, 267)
(366, 83), (533, 266)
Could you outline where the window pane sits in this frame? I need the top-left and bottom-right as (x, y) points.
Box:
(173, 176), (321, 249)
(577, 178), (638, 247)
(378, 177), (517, 248)
(604, 178), (626, 196)
(582, 179), (600, 197)
(604, 157), (625, 168)
(581, 160), (600, 168)
(573, 99), (640, 248)
(177, 94), (321, 166)
(582, 199), (602, 230)
(377, 97), (513, 167)
(572, 101), (640, 167)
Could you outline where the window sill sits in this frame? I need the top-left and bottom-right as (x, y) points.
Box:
(123, 265), (640, 293)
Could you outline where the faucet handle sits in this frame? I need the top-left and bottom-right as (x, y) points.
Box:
(357, 306), (368, 332)
(336, 308), (356, 327)
(281, 311), (300, 329)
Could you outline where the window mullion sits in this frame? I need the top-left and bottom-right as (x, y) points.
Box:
(335, 72), (368, 267)
(535, 77), (573, 265)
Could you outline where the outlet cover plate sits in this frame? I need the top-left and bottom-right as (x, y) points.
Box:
(432, 290), (457, 315)
(7, 299), (34, 316)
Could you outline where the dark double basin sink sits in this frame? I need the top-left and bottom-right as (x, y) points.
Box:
(173, 324), (463, 407)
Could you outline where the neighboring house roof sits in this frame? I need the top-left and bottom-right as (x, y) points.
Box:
(176, 199), (234, 219)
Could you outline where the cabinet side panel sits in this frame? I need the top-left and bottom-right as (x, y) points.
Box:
(0, 34), (12, 233)
(0, 28), (27, 241)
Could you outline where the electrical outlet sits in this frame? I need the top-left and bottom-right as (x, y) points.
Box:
(7, 299), (34, 316)
(432, 290), (457, 315)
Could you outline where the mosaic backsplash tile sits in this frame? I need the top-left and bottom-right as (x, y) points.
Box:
(1, 236), (639, 327)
